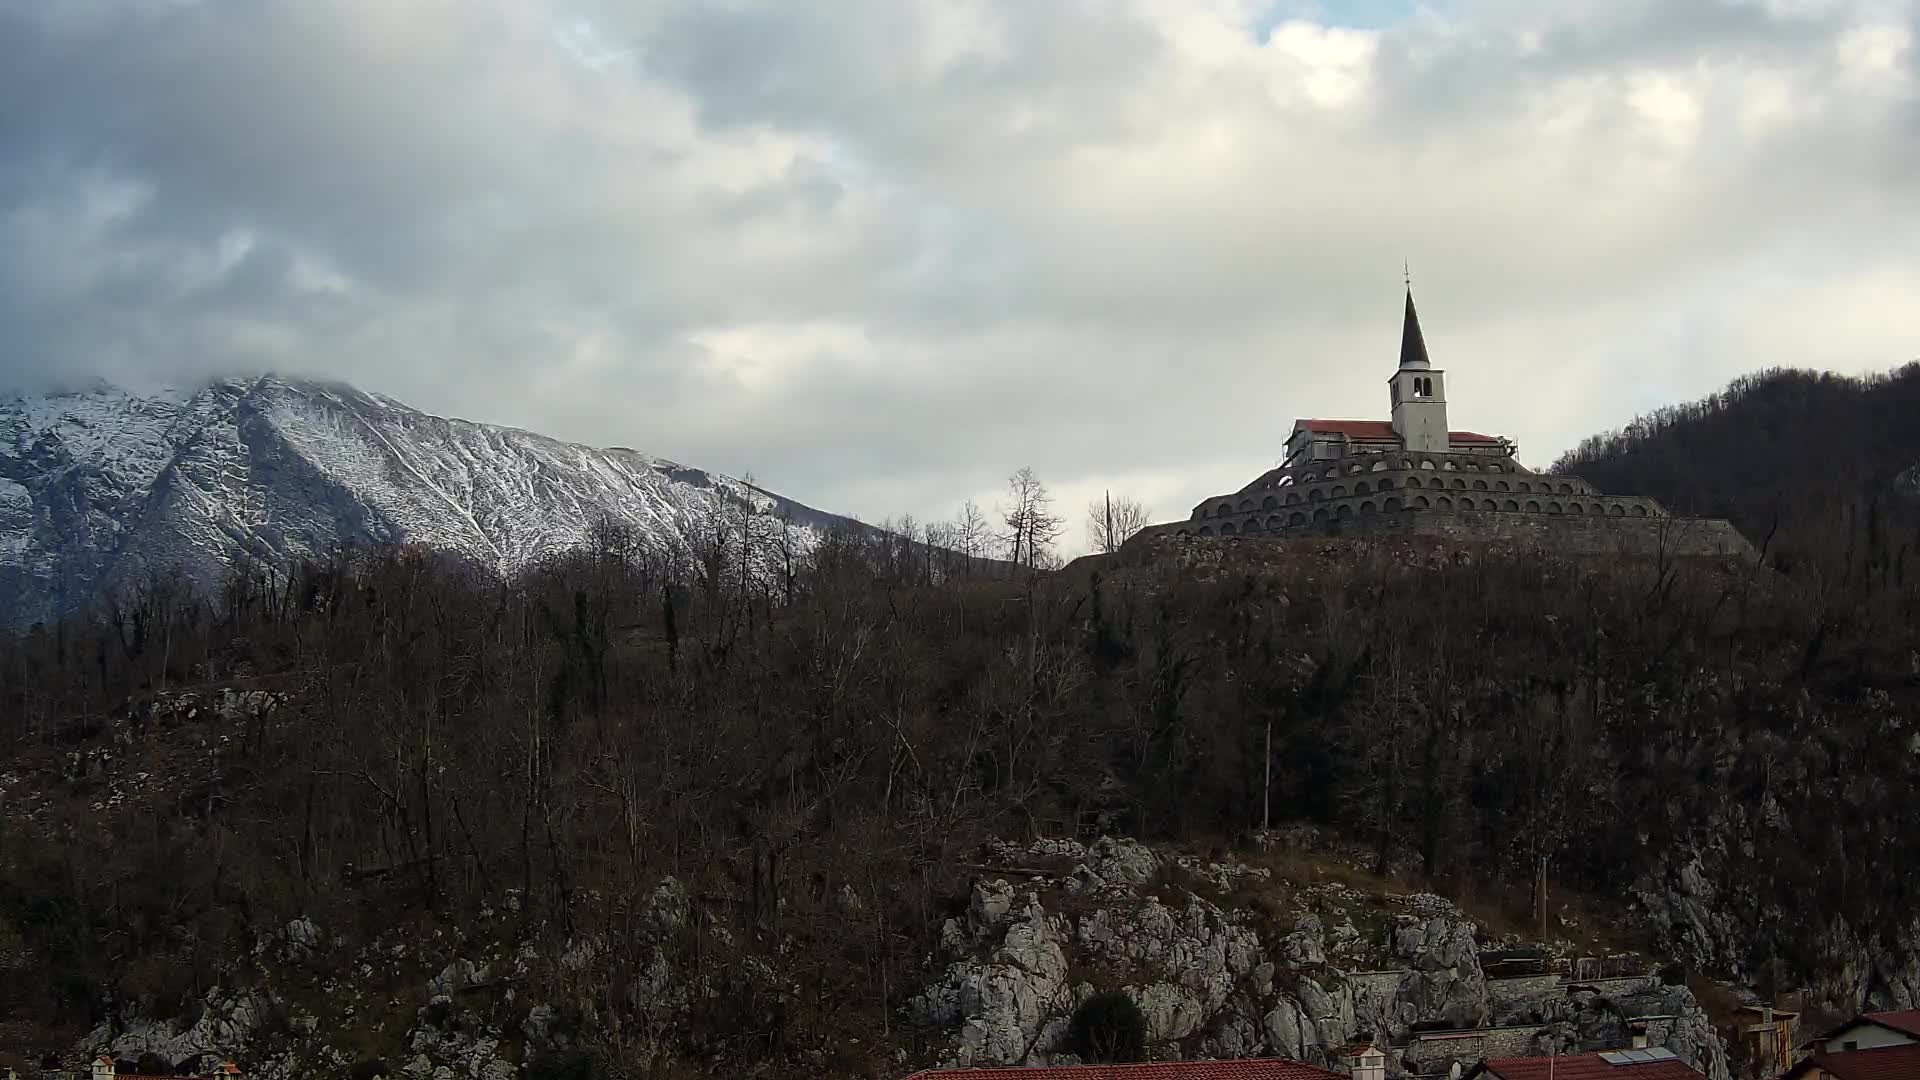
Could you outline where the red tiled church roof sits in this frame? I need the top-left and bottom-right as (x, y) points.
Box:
(1296, 420), (1397, 439)
(1476, 1052), (1701, 1080)
(1795, 1042), (1920, 1080)
(1292, 419), (1504, 445)
(902, 1059), (1346, 1080)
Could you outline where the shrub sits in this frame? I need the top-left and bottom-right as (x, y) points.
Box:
(1070, 990), (1148, 1064)
(350, 1059), (390, 1080)
(524, 1050), (601, 1080)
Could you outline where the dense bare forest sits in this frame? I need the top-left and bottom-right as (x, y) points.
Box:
(1553, 362), (1920, 562)
(4, 369), (1920, 1078)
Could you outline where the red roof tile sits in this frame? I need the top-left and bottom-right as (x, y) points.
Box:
(1292, 419), (1504, 446)
(1296, 419), (1398, 439)
(1865, 1009), (1920, 1038)
(1480, 1052), (1702, 1080)
(1802, 1042), (1920, 1079)
(901, 1059), (1345, 1080)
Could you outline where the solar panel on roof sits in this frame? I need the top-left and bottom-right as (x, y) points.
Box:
(1597, 1047), (1680, 1067)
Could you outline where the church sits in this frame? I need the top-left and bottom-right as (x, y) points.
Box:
(1132, 289), (1753, 558)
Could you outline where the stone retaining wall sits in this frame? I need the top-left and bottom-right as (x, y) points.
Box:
(1487, 974), (1566, 1018)
(1137, 509), (1755, 561)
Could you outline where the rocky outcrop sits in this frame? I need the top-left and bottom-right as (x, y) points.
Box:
(84, 988), (267, 1069)
(913, 882), (1075, 1066)
(914, 837), (1732, 1079)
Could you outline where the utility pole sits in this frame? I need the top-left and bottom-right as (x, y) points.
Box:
(1538, 853), (1550, 938)
(1263, 714), (1273, 832)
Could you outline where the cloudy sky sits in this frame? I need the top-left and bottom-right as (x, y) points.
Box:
(3, 0), (1917, 548)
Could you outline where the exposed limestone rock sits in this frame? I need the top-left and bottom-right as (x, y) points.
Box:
(408, 1022), (517, 1080)
(943, 878), (1021, 956)
(1086, 836), (1162, 885)
(1634, 852), (1745, 980)
(1077, 895), (1262, 1012)
(913, 837), (1731, 1080)
(1284, 914), (1328, 966)
(84, 988), (264, 1070)
(1390, 917), (1489, 1030)
(428, 959), (489, 1000)
(1262, 997), (1311, 1059)
(911, 890), (1072, 1066)
(1129, 982), (1207, 1042)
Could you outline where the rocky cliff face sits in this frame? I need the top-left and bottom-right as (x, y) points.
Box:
(908, 838), (1730, 1080)
(0, 376), (857, 629)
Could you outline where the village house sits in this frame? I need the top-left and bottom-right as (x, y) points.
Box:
(88, 1059), (241, 1080)
(1778, 1009), (1920, 1079)
(1730, 1004), (1800, 1078)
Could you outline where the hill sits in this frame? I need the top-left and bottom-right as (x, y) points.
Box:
(1551, 363), (1920, 564)
(0, 376), (866, 630)
(2, 516), (1917, 1078)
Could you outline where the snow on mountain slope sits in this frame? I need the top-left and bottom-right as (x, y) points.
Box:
(0, 376), (861, 629)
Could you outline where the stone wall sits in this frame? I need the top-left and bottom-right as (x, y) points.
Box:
(1137, 509), (1755, 561)
(1573, 976), (1663, 997)
(1487, 975), (1566, 1019)
(1403, 1026), (1557, 1075)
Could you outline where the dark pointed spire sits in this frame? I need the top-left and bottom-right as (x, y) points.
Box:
(1399, 286), (1431, 370)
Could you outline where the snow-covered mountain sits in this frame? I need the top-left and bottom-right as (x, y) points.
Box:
(0, 376), (861, 629)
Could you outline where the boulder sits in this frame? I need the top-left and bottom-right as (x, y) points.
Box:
(1086, 837), (1162, 886)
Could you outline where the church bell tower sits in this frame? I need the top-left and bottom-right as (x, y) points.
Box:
(1389, 286), (1448, 453)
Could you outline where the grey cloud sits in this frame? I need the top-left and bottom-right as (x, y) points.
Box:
(2, 0), (1917, 539)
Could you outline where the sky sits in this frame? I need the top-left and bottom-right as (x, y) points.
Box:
(2, 0), (1918, 551)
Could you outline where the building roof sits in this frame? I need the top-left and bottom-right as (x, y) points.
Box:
(1809, 1008), (1920, 1046)
(1471, 1049), (1702, 1080)
(1290, 419), (1505, 446)
(900, 1059), (1346, 1080)
(1400, 287), (1432, 370)
(1788, 1042), (1920, 1080)
(1862, 1009), (1920, 1038)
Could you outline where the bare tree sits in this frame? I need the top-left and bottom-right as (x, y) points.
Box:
(1001, 467), (1064, 573)
(1085, 492), (1153, 554)
(952, 500), (992, 577)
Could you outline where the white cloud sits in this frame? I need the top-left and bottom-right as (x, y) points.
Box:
(1, 0), (1916, 554)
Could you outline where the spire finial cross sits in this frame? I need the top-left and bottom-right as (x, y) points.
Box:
(1404, 261), (1411, 289)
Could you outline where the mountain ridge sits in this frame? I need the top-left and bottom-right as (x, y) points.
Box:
(0, 374), (860, 628)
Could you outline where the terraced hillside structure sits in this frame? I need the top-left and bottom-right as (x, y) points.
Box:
(1133, 290), (1753, 560)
